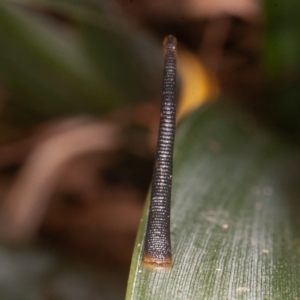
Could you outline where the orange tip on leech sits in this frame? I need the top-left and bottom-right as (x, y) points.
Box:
(142, 254), (172, 270)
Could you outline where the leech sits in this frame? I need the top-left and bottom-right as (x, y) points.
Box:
(142, 35), (177, 270)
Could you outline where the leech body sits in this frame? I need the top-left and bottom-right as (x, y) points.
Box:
(142, 35), (177, 270)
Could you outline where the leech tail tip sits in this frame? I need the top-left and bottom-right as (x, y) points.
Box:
(163, 34), (177, 44)
(142, 255), (172, 270)
(163, 35), (177, 49)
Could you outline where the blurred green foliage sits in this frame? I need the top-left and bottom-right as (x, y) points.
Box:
(0, 1), (163, 299)
(264, 0), (300, 138)
(0, 246), (127, 300)
(0, 0), (162, 120)
(264, 0), (300, 76)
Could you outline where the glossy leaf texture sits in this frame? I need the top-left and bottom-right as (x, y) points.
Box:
(126, 102), (300, 299)
(0, 0), (162, 120)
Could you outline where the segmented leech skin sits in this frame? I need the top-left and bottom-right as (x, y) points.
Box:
(142, 35), (177, 270)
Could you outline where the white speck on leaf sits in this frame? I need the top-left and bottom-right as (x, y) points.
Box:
(222, 224), (229, 229)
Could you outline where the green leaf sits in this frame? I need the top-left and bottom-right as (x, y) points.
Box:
(126, 103), (300, 299)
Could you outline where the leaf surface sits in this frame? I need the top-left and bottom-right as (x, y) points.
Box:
(126, 103), (300, 299)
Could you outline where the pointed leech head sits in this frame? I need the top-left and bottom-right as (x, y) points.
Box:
(142, 35), (177, 270)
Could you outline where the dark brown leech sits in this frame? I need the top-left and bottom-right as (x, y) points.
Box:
(142, 35), (177, 270)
